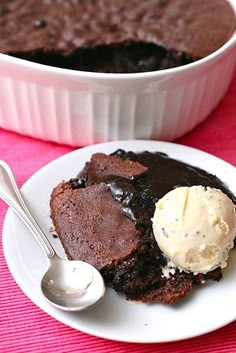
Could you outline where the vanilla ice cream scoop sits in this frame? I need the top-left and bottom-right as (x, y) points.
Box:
(152, 186), (236, 274)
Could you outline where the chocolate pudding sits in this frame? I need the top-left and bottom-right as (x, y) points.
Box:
(1, 0), (235, 73)
(50, 150), (236, 304)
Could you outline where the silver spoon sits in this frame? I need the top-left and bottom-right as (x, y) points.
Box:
(0, 160), (105, 311)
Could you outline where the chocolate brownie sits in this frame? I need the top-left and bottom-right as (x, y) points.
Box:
(1, 0), (235, 73)
(50, 150), (236, 304)
(79, 153), (148, 185)
(50, 181), (140, 270)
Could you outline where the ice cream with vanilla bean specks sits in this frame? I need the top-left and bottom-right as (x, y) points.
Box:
(152, 186), (236, 274)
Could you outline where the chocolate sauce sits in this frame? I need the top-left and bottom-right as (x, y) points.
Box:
(10, 43), (193, 73)
(104, 150), (236, 227)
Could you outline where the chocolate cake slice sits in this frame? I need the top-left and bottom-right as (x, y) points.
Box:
(50, 182), (140, 270)
(79, 152), (148, 186)
(50, 150), (236, 304)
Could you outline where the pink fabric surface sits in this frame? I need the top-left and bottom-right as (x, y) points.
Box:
(0, 69), (235, 353)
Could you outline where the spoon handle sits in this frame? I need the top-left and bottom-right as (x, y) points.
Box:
(0, 160), (55, 258)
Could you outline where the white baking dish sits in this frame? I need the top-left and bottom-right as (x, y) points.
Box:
(0, 0), (235, 146)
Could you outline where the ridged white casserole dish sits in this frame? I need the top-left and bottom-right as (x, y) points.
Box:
(0, 0), (235, 146)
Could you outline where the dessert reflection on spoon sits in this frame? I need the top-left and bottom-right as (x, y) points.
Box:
(0, 160), (105, 312)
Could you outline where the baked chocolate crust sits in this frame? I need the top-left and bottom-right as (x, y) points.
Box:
(1, 0), (235, 73)
(80, 152), (148, 185)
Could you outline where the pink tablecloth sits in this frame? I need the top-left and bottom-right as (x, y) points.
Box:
(0, 70), (235, 353)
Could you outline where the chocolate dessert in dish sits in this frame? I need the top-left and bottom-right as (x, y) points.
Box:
(1, 0), (235, 73)
(50, 150), (236, 304)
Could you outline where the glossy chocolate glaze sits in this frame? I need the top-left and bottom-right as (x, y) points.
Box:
(103, 150), (236, 226)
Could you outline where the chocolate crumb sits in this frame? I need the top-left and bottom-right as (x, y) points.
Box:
(34, 19), (47, 28)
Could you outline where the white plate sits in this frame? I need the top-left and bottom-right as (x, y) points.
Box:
(2, 140), (236, 343)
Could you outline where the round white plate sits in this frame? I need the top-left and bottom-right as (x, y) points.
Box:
(2, 140), (236, 343)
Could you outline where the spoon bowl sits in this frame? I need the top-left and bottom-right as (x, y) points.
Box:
(0, 160), (105, 311)
(41, 256), (105, 311)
